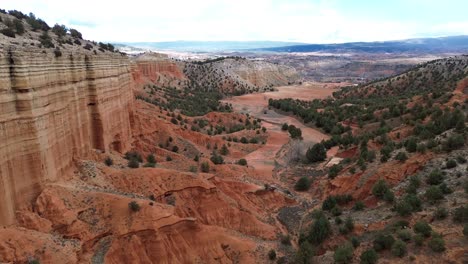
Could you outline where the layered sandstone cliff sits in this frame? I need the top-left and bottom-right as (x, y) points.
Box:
(0, 44), (134, 225)
(131, 52), (186, 87)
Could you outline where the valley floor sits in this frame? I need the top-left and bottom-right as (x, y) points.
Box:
(223, 82), (347, 179)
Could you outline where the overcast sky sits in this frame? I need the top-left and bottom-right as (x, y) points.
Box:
(2, 0), (468, 43)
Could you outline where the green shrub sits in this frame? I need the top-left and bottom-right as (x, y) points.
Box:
(426, 169), (444, 185)
(13, 18), (25, 35)
(39, 31), (54, 48)
(413, 221), (432, 237)
(128, 201), (141, 212)
(397, 230), (412, 241)
(307, 214), (331, 245)
(373, 234), (395, 251)
(268, 249), (276, 260)
(442, 134), (465, 151)
(351, 236), (360, 248)
(456, 155), (467, 164)
(128, 158), (139, 168)
(463, 224), (468, 237)
(84, 43), (93, 50)
(306, 143), (327, 163)
(328, 164), (342, 179)
(395, 152), (408, 162)
(69, 28), (82, 39)
(147, 153), (156, 164)
(189, 165), (197, 173)
(104, 157), (113, 166)
(0, 28), (15, 38)
(434, 207), (448, 220)
(201, 162), (210, 172)
(395, 200), (413, 216)
(125, 151), (143, 162)
(453, 206), (468, 223)
(166, 155), (172, 161)
(322, 196), (337, 211)
(210, 152), (224, 164)
(333, 243), (354, 264)
(280, 234), (291, 245)
(360, 248), (378, 264)
(53, 48), (62, 57)
(406, 175), (421, 194)
(238, 158), (248, 166)
(52, 23), (67, 37)
(445, 159), (457, 169)
(295, 177), (311, 191)
(425, 186), (444, 203)
(143, 162), (156, 168)
(353, 201), (365, 211)
(372, 179), (391, 200)
(288, 125), (302, 139)
(391, 240), (407, 257)
(28, 258), (40, 264)
(240, 137), (248, 144)
(331, 206), (342, 216)
(220, 144), (229, 155)
(294, 241), (314, 264)
(281, 123), (289, 131)
(383, 189), (395, 202)
(428, 235), (445, 252)
(438, 183), (453, 194)
(339, 217), (355, 235)
(405, 138), (417, 153)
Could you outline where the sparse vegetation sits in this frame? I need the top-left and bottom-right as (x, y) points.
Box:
(360, 249), (378, 264)
(413, 221), (432, 237)
(237, 158), (248, 166)
(294, 177), (311, 191)
(306, 143), (326, 163)
(128, 201), (141, 212)
(268, 249), (276, 260)
(201, 161), (210, 172)
(104, 157), (113, 166)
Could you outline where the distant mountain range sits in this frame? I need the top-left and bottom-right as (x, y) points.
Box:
(258, 35), (468, 54)
(114, 41), (305, 52)
(115, 36), (468, 54)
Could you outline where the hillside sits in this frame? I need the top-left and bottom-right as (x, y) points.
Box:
(182, 56), (299, 94)
(338, 55), (468, 98)
(267, 56), (467, 263)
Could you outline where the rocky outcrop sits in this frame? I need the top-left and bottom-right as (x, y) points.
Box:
(0, 45), (134, 225)
(183, 57), (299, 94)
(131, 52), (186, 87)
(218, 58), (299, 87)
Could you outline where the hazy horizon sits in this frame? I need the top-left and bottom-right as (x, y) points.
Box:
(2, 0), (468, 43)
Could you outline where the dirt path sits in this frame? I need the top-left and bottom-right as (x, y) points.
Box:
(223, 82), (346, 178)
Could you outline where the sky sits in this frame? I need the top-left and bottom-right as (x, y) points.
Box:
(2, 0), (468, 43)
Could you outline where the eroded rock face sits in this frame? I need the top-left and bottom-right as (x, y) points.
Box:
(131, 52), (186, 86)
(0, 46), (134, 225)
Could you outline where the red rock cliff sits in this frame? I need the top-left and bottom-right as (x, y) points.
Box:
(131, 52), (186, 86)
(0, 46), (134, 225)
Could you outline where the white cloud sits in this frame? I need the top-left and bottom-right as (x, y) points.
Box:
(1, 0), (468, 43)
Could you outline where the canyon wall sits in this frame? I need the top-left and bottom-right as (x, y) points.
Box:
(218, 59), (300, 87)
(131, 52), (186, 87)
(0, 45), (134, 225)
